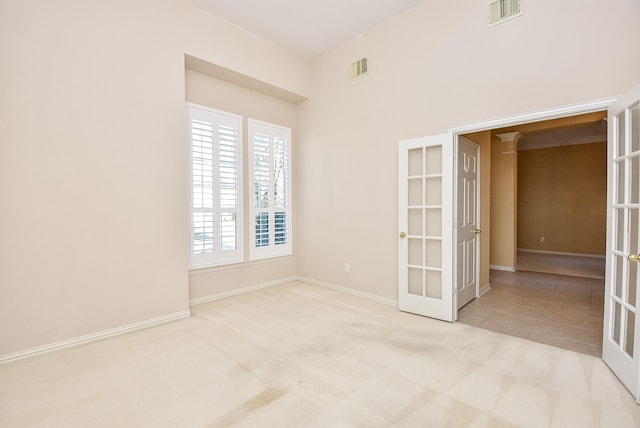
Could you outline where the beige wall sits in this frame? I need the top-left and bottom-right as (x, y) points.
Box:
(296, 0), (640, 300)
(1, 0), (639, 356)
(0, 0), (307, 356)
(518, 142), (607, 255)
(184, 70), (298, 299)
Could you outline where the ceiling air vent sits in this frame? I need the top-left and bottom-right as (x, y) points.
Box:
(488, 0), (522, 26)
(350, 58), (368, 79)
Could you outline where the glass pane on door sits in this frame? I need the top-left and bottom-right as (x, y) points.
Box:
(408, 148), (423, 176)
(425, 177), (442, 205)
(408, 178), (423, 206)
(426, 270), (442, 299)
(626, 310), (635, 357)
(618, 111), (627, 157)
(426, 209), (442, 237)
(631, 156), (639, 204)
(616, 208), (625, 252)
(408, 268), (423, 296)
(630, 208), (639, 309)
(426, 240), (442, 268)
(631, 103), (639, 152)
(408, 209), (422, 235)
(616, 160), (626, 204)
(425, 146), (442, 174)
(613, 301), (622, 345)
(408, 238), (422, 266)
(614, 255), (624, 299)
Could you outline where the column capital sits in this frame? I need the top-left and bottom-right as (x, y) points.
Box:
(495, 131), (522, 143)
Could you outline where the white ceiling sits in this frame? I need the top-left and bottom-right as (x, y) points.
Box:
(189, 0), (425, 59)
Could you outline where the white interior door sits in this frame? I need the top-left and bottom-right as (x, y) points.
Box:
(456, 137), (480, 310)
(603, 83), (640, 402)
(398, 134), (453, 322)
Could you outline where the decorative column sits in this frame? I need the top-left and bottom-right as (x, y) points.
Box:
(490, 132), (521, 271)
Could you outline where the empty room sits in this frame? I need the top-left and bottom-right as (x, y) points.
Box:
(2, 0), (640, 427)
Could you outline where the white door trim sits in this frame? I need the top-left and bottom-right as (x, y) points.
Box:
(451, 97), (618, 135)
(448, 96), (617, 322)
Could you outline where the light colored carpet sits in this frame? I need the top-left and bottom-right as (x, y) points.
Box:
(1, 281), (638, 427)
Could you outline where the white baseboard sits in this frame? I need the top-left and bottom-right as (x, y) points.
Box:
(2, 276), (398, 365)
(518, 248), (605, 259)
(479, 283), (492, 296)
(189, 276), (298, 306)
(0, 310), (191, 365)
(296, 276), (397, 307)
(490, 265), (517, 272)
(189, 276), (397, 308)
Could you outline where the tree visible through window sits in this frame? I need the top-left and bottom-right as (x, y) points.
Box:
(249, 119), (292, 260)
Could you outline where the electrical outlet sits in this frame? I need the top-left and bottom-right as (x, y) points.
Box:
(539, 236), (545, 243)
(344, 263), (350, 273)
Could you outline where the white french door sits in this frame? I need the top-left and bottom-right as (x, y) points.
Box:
(398, 134), (454, 321)
(456, 137), (480, 310)
(603, 83), (640, 402)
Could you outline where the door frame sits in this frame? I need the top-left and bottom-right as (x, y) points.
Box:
(448, 96), (617, 321)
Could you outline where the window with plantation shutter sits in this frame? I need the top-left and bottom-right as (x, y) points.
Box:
(188, 104), (242, 268)
(249, 119), (292, 260)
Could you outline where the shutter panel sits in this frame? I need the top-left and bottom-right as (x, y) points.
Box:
(249, 119), (292, 260)
(188, 104), (242, 268)
(191, 119), (215, 256)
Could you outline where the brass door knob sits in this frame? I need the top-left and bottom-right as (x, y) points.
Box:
(399, 232), (407, 238)
(472, 229), (482, 234)
(629, 254), (640, 262)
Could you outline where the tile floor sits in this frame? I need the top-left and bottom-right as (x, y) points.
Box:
(458, 270), (604, 357)
(2, 281), (639, 427)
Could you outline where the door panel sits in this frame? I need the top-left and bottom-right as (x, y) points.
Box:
(456, 138), (480, 310)
(398, 134), (453, 321)
(603, 83), (640, 402)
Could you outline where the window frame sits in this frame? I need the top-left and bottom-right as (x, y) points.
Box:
(248, 119), (293, 261)
(187, 103), (243, 269)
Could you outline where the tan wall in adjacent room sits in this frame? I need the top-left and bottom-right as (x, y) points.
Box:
(490, 137), (518, 269)
(517, 142), (607, 255)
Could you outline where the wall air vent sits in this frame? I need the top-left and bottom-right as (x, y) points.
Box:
(488, 0), (522, 26)
(350, 58), (368, 79)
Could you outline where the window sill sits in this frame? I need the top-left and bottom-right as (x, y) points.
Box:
(189, 255), (293, 276)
